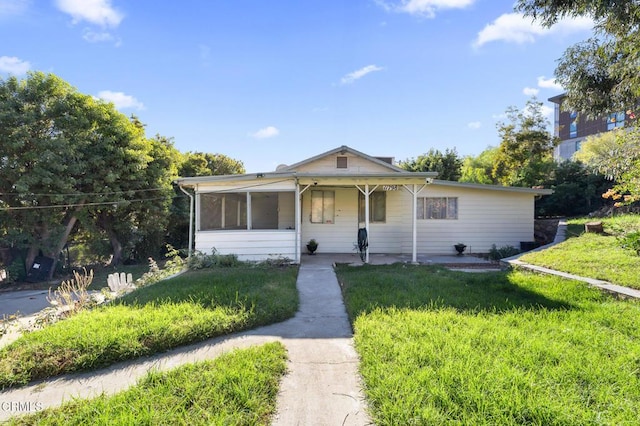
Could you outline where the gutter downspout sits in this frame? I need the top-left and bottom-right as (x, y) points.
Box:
(178, 184), (194, 257)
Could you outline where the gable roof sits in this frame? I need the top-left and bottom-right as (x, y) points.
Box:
(279, 145), (405, 173)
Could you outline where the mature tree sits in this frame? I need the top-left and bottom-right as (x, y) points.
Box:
(516, 0), (640, 116)
(492, 99), (557, 187)
(165, 151), (246, 251)
(399, 148), (462, 181)
(459, 147), (500, 185)
(574, 128), (640, 205)
(0, 72), (154, 275)
(180, 152), (245, 177)
(535, 160), (611, 216)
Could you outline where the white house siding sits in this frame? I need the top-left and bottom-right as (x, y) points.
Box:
(301, 187), (359, 253)
(367, 188), (405, 253)
(195, 230), (296, 261)
(400, 185), (535, 254)
(294, 154), (393, 174)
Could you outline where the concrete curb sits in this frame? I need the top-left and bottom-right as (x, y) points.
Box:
(502, 219), (640, 300)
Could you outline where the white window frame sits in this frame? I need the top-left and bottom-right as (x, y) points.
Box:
(417, 197), (458, 220)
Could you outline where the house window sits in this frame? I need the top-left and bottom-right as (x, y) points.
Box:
(200, 192), (294, 230)
(336, 156), (348, 169)
(311, 190), (335, 223)
(569, 111), (577, 138)
(417, 197), (458, 220)
(358, 192), (386, 223)
(607, 112), (625, 130)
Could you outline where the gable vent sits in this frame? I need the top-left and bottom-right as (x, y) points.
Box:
(336, 156), (348, 169)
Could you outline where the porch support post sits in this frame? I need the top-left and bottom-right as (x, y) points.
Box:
(403, 184), (426, 264)
(412, 184), (418, 264)
(355, 184), (378, 264)
(365, 183), (370, 263)
(296, 183), (312, 264)
(295, 184), (301, 263)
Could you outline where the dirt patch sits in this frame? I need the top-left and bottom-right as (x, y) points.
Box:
(535, 219), (560, 245)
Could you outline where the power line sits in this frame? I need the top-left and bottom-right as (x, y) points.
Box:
(0, 195), (187, 211)
(0, 187), (168, 197)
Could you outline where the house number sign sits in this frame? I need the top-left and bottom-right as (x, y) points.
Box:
(382, 185), (398, 191)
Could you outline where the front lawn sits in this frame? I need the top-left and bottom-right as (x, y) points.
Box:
(0, 266), (298, 389)
(336, 264), (640, 425)
(8, 343), (287, 426)
(519, 214), (640, 289)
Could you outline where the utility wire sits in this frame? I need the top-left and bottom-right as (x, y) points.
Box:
(0, 195), (186, 211)
(0, 187), (168, 197)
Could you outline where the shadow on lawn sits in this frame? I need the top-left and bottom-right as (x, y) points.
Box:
(336, 264), (574, 318)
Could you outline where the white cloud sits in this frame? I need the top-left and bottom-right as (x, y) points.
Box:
(55, 0), (123, 27)
(97, 90), (144, 110)
(340, 65), (383, 85)
(540, 104), (554, 119)
(473, 13), (592, 48)
(523, 87), (539, 96)
(537, 75), (563, 91)
(467, 121), (481, 129)
(0, 56), (30, 74)
(376, 0), (475, 18)
(0, 0), (30, 16)
(251, 126), (280, 139)
(83, 28), (115, 43)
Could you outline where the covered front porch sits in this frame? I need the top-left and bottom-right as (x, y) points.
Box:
(294, 173), (437, 264)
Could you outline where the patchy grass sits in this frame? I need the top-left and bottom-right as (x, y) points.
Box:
(336, 264), (640, 425)
(520, 214), (640, 289)
(0, 266), (298, 389)
(7, 342), (288, 426)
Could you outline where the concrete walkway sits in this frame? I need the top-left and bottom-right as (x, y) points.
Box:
(0, 258), (371, 424)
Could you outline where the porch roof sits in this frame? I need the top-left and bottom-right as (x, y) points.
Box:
(176, 172), (553, 195)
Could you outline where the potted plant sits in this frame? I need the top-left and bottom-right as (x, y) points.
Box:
(307, 239), (318, 255)
(454, 243), (466, 255)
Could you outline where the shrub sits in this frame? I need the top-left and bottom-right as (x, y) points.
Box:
(186, 250), (243, 269)
(619, 231), (640, 255)
(488, 244), (520, 261)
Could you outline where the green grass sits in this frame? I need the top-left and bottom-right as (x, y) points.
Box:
(0, 266), (298, 389)
(8, 342), (288, 426)
(336, 264), (640, 425)
(520, 214), (640, 289)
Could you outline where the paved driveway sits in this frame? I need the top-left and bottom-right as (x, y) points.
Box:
(0, 290), (50, 317)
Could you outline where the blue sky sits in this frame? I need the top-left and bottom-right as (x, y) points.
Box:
(1, 0), (593, 173)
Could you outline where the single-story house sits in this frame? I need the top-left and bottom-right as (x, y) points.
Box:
(176, 145), (552, 263)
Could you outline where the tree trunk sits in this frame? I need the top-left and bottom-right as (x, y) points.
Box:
(107, 229), (123, 266)
(45, 214), (80, 280)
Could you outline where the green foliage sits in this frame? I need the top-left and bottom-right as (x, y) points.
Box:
(493, 98), (556, 187)
(535, 160), (611, 217)
(488, 244), (521, 261)
(186, 250), (243, 269)
(0, 266), (298, 388)
(399, 148), (462, 181)
(619, 231), (640, 255)
(337, 264), (640, 425)
(516, 0), (640, 116)
(459, 147), (500, 184)
(8, 343), (288, 426)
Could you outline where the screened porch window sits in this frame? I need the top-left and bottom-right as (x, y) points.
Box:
(200, 192), (294, 230)
(417, 197), (458, 219)
(200, 193), (247, 230)
(310, 190), (335, 224)
(358, 191), (386, 222)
